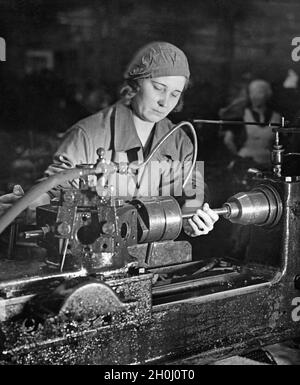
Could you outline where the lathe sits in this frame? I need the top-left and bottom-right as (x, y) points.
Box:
(0, 120), (299, 365)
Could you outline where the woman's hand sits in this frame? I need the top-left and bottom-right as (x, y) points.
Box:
(0, 185), (24, 217)
(183, 203), (219, 237)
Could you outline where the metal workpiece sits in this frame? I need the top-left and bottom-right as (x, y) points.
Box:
(211, 207), (231, 216)
(133, 196), (183, 243)
(181, 206), (230, 219)
(223, 184), (282, 227)
(21, 226), (50, 240)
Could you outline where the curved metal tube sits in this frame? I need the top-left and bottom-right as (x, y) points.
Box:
(0, 168), (95, 234)
(129, 121), (198, 188)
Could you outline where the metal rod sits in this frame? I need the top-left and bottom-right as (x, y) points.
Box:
(22, 229), (45, 239)
(7, 222), (18, 259)
(192, 119), (285, 127)
(145, 242), (154, 265)
(182, 207), (230, 219)
(59, 238), (69, 272)
(193, 118), (300, 133)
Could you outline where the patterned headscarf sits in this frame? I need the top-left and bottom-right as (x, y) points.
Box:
(124, 41), (190, 80)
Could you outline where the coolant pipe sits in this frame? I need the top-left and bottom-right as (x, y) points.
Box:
(0, 167), (96, 234)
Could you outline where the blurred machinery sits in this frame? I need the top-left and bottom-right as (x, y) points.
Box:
(0, 120), (299, 365)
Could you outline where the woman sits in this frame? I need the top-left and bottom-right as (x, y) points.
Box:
(38, 42), (218, 237)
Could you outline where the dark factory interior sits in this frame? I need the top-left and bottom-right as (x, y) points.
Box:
(0, 0), (300, 366)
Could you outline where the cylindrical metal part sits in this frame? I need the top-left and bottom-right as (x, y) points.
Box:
(134, 197), (182, 243)
(22, 229), (46, 240)
(271, 147), (284, 166)
(160, 197), (183, 241)
(76, 164), (97, 189)
(212, 207), (231, 216)
(223, 184), (282, 227)
(225, 191), (271, 224)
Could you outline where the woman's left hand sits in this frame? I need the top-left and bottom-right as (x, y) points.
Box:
(0, 185), (24, 217)
(183, 203), (219, 237)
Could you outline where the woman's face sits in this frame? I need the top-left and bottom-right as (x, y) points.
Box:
(131, 76), (187, 123)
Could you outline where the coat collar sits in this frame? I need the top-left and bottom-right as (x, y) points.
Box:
(113, 102), (141, 152)
(113, 101), (177, 159)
